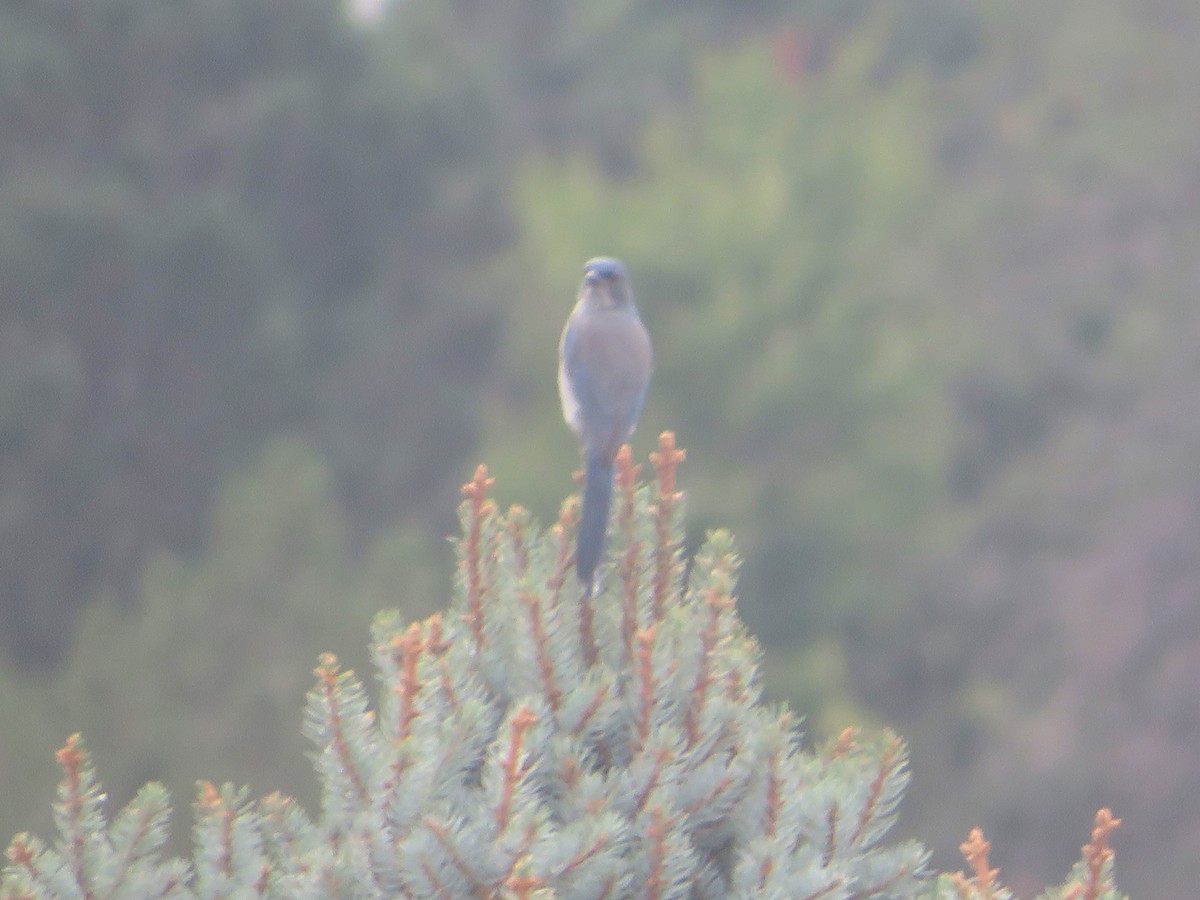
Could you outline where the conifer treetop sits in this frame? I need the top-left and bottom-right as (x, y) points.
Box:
(3, 434), (1124, 899)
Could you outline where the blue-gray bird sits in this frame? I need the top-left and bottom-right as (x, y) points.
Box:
(559, 257), (653, 591)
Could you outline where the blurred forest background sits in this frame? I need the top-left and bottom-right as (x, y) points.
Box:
(1, 0), (1197, 896)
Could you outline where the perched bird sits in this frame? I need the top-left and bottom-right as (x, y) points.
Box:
(558, 257), (653, 591)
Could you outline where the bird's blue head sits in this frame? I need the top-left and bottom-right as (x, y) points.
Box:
(580, 257), (633, 309)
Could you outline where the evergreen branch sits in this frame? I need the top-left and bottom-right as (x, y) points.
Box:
(504, 869), (541, 898)
(565, 684), (608, 738)
(508, 506), (531, 577)
(952, 828), (999, 899)
(634, 626), (659, 745)
(679, 772), (737, 820)
(802, 876), (848, 900)
(4, 836), (42, 890)
(614, 446), (644, 664)
(613, 446), (640, 523)
(850, 735), (902, 848)
(555, 832), (612, 881)
(193, 782), (267, 894)
(460, 465), (496, 652)
(620, 570), (642, 670)
(390, 621), (424, 743)
(648, 432), (686, 619)
(548, 501), (575, 608)
(423, 816), (486, 898)
(642, 805), (669, 900)
(54, 735), (101, 898)
(1061, 809), (1122, 900)
(311, 655), (374, 809)
(433, 618), (461, 713)
(196, 784), (229, 881)
(259, 792), (318, 876)
(523, 591), (562, 712)
(1082, 809), (1121, 900)
(723, 662), (745, 702)
(829, 727), (858, 761)
(684, 587), (724, 747)
(630, 746), (671, 819)
(498, 822), (538, 889)
(824, 801), (840, 867)
(107, 785), (169, 880)
(757, 853), (775, 893)
(848, 864), (914, 900)
(579, 579), (599, 668)
(493, 707), (537, 832)
(417, 852), (456, 900)
(764, 743), (782, 838)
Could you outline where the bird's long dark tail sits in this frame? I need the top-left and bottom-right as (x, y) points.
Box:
(576, 450), (614, 589)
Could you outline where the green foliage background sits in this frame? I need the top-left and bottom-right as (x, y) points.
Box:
(2, 0), (1198, 895)
(0, 437), (440, 850)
